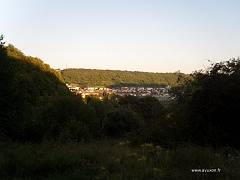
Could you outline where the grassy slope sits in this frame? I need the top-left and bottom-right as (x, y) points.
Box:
(0, 139), (239, 180)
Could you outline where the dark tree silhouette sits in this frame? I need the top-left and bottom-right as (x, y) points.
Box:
(170, 58), (240, 148)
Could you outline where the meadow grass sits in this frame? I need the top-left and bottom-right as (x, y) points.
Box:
(0, 139), (239, 180)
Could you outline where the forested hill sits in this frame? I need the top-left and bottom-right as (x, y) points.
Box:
(2, 44), (70, 97)
(0, 42), (73, 142)
(61, 68), (188, 87)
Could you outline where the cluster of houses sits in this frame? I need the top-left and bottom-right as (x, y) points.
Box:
(66, 84), (172, 101)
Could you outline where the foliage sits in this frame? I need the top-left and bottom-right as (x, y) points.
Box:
(116, 95), (173, 146)
(59, 118), (92, 143)
(0, 35), (6, 57)
(0, 40), (95, 142)
(61, 68), (188, 87)
(103, 106), (142, 137)
(119, 96), (165, 124)
(0, 140), (239, 180)
(86, 95), (118, 132)
(169, 58), (240, 148)
(39, 95), (99, 140)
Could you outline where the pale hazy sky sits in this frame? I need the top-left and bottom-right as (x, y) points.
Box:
(1, 0), (240, 73)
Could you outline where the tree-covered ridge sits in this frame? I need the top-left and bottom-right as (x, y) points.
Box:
(3, 44), (71, 102)
(6, 44), (64, 83)
(0, 42), (73, 142)
(61, 68), (188, 87)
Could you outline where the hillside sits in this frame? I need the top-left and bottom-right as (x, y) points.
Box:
(61, 68), (188, 87)
(0, 43), (72, 141)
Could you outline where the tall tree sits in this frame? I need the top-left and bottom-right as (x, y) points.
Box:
(170, 58), (240, 148)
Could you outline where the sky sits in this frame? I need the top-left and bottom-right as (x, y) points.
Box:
(1, 0), (240, 73)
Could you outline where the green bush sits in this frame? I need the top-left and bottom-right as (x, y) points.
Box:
(39, 95), (99, 140)
(59, 118), (92, 143)
(103, 106), (142, 138)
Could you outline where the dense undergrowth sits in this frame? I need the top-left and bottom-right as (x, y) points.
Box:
(0, 139), (239, 180)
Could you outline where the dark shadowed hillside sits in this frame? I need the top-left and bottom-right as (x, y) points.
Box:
(0, 42), (73, 141)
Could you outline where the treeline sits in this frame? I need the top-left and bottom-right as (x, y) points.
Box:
(1, 35), (240, 149)
(61, 68), (188, 87)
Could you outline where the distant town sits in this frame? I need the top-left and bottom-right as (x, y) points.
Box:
(66, 84), (172, 101)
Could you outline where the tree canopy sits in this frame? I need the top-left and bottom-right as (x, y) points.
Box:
(169, 58), (240, 148)
(61, 68), (188, 87)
